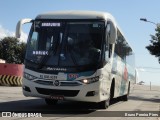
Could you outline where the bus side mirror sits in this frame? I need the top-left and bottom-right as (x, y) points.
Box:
(108, 21), (117, 44)
(16, 18), (33, 38)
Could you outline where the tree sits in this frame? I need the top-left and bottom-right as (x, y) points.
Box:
(146, 27), (160, 63)
(0, 37), (26, 64)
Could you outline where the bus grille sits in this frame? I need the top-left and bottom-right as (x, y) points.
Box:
(36, 87), (79, 97)
(34, 80), (82, 86)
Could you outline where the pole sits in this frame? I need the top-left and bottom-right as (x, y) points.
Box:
(150, 81), (151, 90)
(140, 18), (157, 26)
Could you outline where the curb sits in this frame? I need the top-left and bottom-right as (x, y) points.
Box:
(0, 75), (22, 86)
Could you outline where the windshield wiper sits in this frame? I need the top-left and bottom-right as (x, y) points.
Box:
(59, 23), (79, 70)
(37, 50), (52, 69)
(37, 39), (59, 69)
(69, 49), (79, 68)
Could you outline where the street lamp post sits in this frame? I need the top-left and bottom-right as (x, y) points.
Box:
(140, 18), (160, 28)
(140, 18), (157, 26)
(140, 18), (160, 90)
(140, 18), (160, 39)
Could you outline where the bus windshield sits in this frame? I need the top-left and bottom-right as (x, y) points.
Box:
(25, 20), (104, 68)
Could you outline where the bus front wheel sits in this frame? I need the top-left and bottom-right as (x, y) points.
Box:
(99, 98), (110, 109)
(45, 98), (58, 105)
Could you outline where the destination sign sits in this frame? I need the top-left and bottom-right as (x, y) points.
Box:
(41, 23), (61, 27)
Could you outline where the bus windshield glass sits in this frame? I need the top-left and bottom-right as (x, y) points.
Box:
(25, 20), (104, 68)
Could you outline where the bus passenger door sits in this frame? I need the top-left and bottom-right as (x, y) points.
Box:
(102, 23), (113, 96)
(104, 21), (117, 98)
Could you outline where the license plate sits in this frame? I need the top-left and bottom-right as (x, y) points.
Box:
(50, 95), (64, 100)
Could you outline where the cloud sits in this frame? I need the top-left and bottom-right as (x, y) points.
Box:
(0, 25), (28, 42)
(0, 25), (14, 38)
(19, 31), (28, 43)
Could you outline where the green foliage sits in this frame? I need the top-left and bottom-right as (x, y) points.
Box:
(146, 27), (160, 63)
(0, 37), (26, 64)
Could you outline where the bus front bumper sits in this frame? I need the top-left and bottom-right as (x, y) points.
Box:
(22, 78), (108, 103)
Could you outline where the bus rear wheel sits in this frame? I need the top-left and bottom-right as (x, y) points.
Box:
(122, 83), (130, 101)
(45, 98), (58, 105)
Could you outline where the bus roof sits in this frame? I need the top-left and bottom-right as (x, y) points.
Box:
(36, 11), (115, 20)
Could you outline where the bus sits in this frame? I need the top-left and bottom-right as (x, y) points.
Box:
(16, 11), (136, 109)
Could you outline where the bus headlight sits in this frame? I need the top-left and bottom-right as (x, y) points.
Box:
(79, 76), (100, 84)
(24, 73), (37, 80)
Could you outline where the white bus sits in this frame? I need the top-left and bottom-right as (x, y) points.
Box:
(16, 11), (135, 109)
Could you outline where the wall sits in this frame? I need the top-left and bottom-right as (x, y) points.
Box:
(0, 63), (24, 86)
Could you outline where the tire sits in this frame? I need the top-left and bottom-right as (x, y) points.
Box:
(109, 80), (115, 104)
(45, 98), (58, 105)
(110, 89), (114, 99)
(98, 80), (114, 109)
(122, 83), (130, 101)
(99, 98), (110, 109)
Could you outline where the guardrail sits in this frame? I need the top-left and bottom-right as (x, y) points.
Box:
(0, 63), (24, 86)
